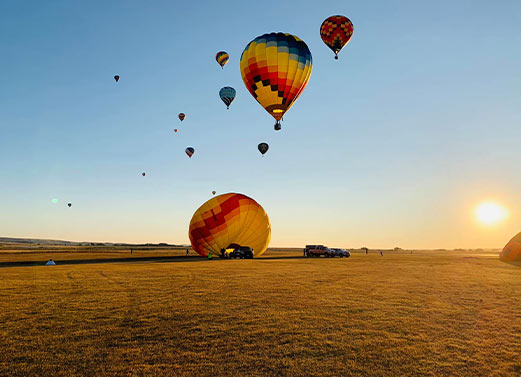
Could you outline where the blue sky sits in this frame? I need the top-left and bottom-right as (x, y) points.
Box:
(1, 0), (520, 248)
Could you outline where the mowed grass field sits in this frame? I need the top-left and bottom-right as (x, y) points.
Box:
(1, 249), (520, 376)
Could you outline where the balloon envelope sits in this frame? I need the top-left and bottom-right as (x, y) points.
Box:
(258, 142), (269, 155)
(500, 232), (521, 263)
(219, 86), (236, 109)
(320, 15), (354, 59)
(189, 193), (271, 257)
(114, 75), (120, 82)
(215, 51), (229, 68)
(212, 191), (216, 195)
(185, 147), (194, 158)
(67, 203), (72, 207)
(178, 113), (185, 121)
(174, 129), (178, 133)
(142, 172), (146, 176)
(240, 32), (312, 130)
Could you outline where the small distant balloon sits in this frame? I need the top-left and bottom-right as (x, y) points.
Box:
(212, 191), (216, 195)
(114, 75), (120, 82)
(142, 172), (146, 176)
(68, 203), (72, 208)
(178, 113), (185, 121)
(51, 198), (58, 204)
(174, 129), (178, 133)
(215, 51), (229, 69)
(258, 142), (269, 155)
(320, 15), (354, 60)
(219, 87), (236, 109)
(185, 147), (195, 158)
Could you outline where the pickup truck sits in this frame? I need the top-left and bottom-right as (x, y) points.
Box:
(304, 245), (333, 257)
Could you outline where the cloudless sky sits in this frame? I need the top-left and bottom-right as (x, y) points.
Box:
(1, 0), (520, 248)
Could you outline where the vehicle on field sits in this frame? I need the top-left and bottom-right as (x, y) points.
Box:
(329, 248), (351, 258)
(229, 246), (254, 259)
(304, 245), (334, 257)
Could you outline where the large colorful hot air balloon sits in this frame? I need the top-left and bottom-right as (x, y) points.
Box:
(320, 15), (354, 60)
(240, 32), (312, 131)
(185, 147), (194, 158)
(189, 193), (271, 257)
(500, 232), (521, 263)
(219, 86), (236, 109)
(258, 142), (269, 155)
(114, 75), (120, 82)
(178, 113), (185, 122)
(216, 51), (229, 69)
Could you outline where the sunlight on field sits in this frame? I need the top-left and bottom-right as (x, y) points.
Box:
(0, 250), (520, 376)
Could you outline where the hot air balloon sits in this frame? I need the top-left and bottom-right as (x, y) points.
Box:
(185, 147), (194, 158)
(189, 193), (271, 257)
(212, 191), (216, 195)
(500, 232), (521, 263)
(258, 142), (269, 155)
(142, 172), (146, 176)
(178, 113), (185, 122)
(114, 75), (120, 82)
(67, 203), (72, 208)
(219, 87), (236, 109)
(215, 51), (229, 69)
(320, 15), (354, 60)
(240, 32), (312, 131)
(174, 129), (178, 133)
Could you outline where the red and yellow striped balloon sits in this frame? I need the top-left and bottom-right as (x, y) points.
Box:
(500, 232), (521, 262)
(240, 32), (312, 130)
(189, 193), (271, 257)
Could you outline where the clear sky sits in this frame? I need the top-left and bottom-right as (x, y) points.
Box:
(1, 0), (520, 249)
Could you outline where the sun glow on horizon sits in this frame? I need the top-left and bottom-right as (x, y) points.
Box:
(475, 202), (508, 226)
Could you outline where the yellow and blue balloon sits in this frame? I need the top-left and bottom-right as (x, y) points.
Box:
(240, 32), (312, 130)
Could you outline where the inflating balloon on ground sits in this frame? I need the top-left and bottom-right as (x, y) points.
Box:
(189, 193), (271, 257)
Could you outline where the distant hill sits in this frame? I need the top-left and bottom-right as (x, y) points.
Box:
(0, 237), (187, 247)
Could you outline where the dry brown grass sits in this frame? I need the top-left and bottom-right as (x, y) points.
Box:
(0, 250), (520, 376)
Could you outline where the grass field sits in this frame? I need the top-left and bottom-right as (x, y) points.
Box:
(1, 249), (520, 376)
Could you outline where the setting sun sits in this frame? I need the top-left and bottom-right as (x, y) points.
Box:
(475, 202), (508, 226)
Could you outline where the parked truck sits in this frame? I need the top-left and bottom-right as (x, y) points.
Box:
(304, 245), (351, 258)
(304, 245), (333, 257)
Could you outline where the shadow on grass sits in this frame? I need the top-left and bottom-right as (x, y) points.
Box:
(502, 260), (521, 268)
(0, 256), (205, 268)
(0, 255), (318, 268)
